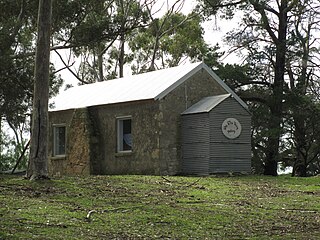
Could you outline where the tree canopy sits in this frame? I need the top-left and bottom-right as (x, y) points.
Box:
(197, 0), (320, 176)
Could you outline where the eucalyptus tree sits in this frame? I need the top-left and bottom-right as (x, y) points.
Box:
(232, 0), (320, 176)
(129, 2), (209, 73)
(0, 0), (63, 171)
(283, 0), (320, 176)
(59, 0), (151, 81)
(198, 0), (320, 176)
(198, 0), (292, 175)
(53, 0), (209, 80)
(0, 0), (37, 124)
(0, 0), (64, 124)
(26, 0), (53, 180)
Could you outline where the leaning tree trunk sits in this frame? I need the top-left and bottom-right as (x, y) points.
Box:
(26, 0), (52, 180)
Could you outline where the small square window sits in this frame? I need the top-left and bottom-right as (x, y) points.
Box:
(53, 125), (66, 156)
(117, 117), (132, 152)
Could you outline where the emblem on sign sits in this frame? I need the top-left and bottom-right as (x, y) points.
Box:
(222, 118), (242, 139)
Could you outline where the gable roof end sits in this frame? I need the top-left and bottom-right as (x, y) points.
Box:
(200, 63), (249, 112)
(154, 62), (203, 100)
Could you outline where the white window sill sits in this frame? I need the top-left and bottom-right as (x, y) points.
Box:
(115, 151), (133, 157)
(51, 155), (67, 160)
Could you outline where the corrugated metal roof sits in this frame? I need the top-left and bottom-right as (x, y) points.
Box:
(50, 62), (249, 112)
(181, 94), (231, 115)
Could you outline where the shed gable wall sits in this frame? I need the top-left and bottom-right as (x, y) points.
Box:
(209, 97), (251, 173)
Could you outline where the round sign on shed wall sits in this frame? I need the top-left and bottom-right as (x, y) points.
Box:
(222, 118), (242, 139)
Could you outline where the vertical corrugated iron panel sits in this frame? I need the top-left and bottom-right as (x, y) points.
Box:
(209, 97), (251, 174)
(211, 97), (248, 115)
(181, 113), (209, 175)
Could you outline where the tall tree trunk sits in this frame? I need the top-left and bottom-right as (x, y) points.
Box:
(149, 36), (159, 71)
(118, 0), (125, 78)
(119, 32), (125, 78)
(292, 108), (308, 177)
(263, 0), (288, 176)
(292, 157), (307, 177)
(0, 116), (2, 161)
(26, 0), (52, 180)
(98, 45), (104, 82)
(291, 17), (310, 177)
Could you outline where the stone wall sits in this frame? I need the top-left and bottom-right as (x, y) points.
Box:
(65, 108), (94, 175)
(48, 108), (99, 176)
(89, 100), (162, 175)
(159, 69), (228, 175)
(48, 109), (73, 177)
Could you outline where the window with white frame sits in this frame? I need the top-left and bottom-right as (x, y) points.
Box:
(117, 117), (132, 152)
(53, 125), (66, 156)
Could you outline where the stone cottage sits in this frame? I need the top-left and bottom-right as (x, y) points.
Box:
(49, 62), (251, 176)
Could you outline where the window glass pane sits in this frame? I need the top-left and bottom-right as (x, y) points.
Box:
(122, 119), (132, 151)
(118, 118), (132, 152)
(54, 126), (66, 156)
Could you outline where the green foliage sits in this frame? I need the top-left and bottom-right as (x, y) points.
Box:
(129, 12), (210, 72)
(0, 0), (35, 123)
(195, 0), (247, 20)
(0, 130), (13, 171)
(52, 0), (108, 44)
(0, 0), (63, 171)
(282, 93), (320, 176)
(70, 1), (112, 49)
(215, 63), (252, 90)
(0, 175), (319, 239)
(62, 0), (150, 80)
(0, 128), (28, 172)
(0, 0), (63, 121)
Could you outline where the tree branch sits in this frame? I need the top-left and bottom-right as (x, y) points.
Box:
(204, 0), (245, 10)
(236, 81), (273, 88)
(54, 49), (90, 84)
(237, 91), (269, 106)
(249, 0), (279, 45)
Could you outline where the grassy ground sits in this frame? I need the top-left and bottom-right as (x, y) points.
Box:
(0, 174), (319, 240)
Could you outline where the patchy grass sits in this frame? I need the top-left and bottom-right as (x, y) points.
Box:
(0, 174), (319, 239)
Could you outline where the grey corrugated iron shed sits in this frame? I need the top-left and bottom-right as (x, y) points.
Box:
(181, 94), (251, 175)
